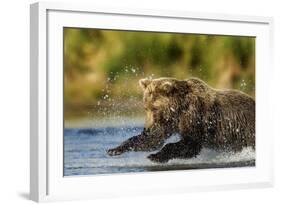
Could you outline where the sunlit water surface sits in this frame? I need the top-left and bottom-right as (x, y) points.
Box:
(64, 126), (255, 176)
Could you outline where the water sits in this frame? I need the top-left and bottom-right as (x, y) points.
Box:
(64, 126), (255, 176)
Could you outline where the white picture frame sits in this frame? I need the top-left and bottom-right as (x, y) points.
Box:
(30, 1), (274, 202)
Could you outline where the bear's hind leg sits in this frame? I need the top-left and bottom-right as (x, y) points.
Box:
(147, 139), (202, 163)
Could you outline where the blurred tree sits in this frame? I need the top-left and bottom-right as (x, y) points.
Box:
(64, 28), (255, 119)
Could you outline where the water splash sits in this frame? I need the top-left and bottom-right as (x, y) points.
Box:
(64, 127), (255, 176)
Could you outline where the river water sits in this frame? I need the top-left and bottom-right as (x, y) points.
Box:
(64, 126), (255, 176)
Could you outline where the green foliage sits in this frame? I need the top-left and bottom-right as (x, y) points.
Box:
(226, 37), (255, 69)
(64, 28), (255, 118)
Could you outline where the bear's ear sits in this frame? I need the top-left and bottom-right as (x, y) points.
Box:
(139, 78), (152, 90)
(162, 80), (189, 95)
(161, 81), (174, 93)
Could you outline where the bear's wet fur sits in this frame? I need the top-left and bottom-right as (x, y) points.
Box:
(107, 77), (255, 163)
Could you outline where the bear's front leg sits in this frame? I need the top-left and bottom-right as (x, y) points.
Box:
(147, 139), (202, 163)
(107, 128), (168, 156)
(107, 134), (142, 156)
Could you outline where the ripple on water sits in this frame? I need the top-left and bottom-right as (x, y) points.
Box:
(64, 127), (255, 176)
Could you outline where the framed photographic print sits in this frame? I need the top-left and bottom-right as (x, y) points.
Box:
(30, 2), (274, 202)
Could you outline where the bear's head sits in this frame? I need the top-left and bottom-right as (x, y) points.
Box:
(139, 78), (189, 131)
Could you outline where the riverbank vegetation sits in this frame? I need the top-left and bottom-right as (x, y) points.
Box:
(64, 28), (255, 120)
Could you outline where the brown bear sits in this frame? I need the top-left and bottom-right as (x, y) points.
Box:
(107, 77), (255, 163)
